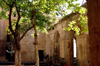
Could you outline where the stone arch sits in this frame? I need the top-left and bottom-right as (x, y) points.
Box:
(54, 30), (60, 58)
(64, 30), (74, 65)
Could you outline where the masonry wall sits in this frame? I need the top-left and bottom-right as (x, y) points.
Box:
(0, 16), (17, 61)
(76, 34), (89, 66)
(0, 3), (90, 66)
(0, 15), (46, 62)
(45, 13), (79, 66)
(46, 12), (89, 66)
(20, 31), (46, 62)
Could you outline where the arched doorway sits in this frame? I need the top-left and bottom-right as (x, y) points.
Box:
(73, 37), (77, 65)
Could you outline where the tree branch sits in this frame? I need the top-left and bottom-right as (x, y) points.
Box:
(19, 26), (33, 41)
(11, 0), (16, 6)
(3, 0), (10, 6)
(35, 4), (40, 7)
(9, 6), (15, 35)
(4, 0), (16, 6)
(31, 8), (35, 24)
(15, 4), (21, 33)
(8, 0), (17, 35)
(35, 12), (42, 14)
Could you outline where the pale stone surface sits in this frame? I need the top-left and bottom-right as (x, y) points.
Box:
(20, 31), (46, 62)
(0, 6), (90, 66)
(0, 65), (36, 66)
(59, 40), (64, 58)
(76, 34), (89, 66)
(45, 12), (89, 66)
(0, 19), (4, 39)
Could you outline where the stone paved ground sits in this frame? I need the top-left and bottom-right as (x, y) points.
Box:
(0, 65), (35, 66)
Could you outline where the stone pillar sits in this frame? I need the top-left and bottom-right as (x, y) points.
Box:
(87, 0), (100, 66)
(54, 43), (60, 58)
(50, 42), (54, 57)
(64, 30), (74, 66)
(46, 34), (54, 57)
(46, 44), (50, 56)
(76, 34), (89, 66)
(60, 40), (64, 58)
(64, 40), (73, 66)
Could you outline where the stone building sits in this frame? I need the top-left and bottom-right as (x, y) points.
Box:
(0, 15), (46, 62)
(45, 12), (89, 66)
(0, 2), (90, 66)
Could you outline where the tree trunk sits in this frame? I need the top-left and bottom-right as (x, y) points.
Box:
(87, 0), (100, 66)
(35, 44), (39, 66)
(33, 23), (39, 66)
(14, 36), (21, 66)
(18, 49), (21, 66)
(31, 8), (39, 66)
(15, 45), (18, 66)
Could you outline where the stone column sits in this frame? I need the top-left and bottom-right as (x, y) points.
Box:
(76, 34), (89, 66)
(51, 42), (54, 57)
(60, 40), (64, 58)
(87, 0), (100, 66)
(46, 42), (50, 56)
(64, 30), (74, 66)
(64, 40), (73, 66)
(54, 43), (60, 58)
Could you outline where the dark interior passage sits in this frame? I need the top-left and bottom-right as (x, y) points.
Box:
(39, 50), (44, 61)
(5, 34), (15, 61)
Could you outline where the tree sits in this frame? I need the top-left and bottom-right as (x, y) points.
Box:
(64, 2), (88, 35)
(87, 0), (100, 66)
(0, 0), (34, 66)
(0, 0), (82, 66)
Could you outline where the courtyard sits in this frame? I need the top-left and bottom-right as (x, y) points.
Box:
(0, 0), (99, 66)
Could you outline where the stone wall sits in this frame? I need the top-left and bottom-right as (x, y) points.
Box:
(45, 13), (79, 65)
(20, 31), (46, 62)
(46, 12), (89, 66)
(0, 3), (90, 66)
(0, 15), (46, 62)
(0, 16), (16, 61)
(76, 34), (89, 66)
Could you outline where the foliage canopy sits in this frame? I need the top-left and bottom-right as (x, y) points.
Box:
(0, 0), (87, 37)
